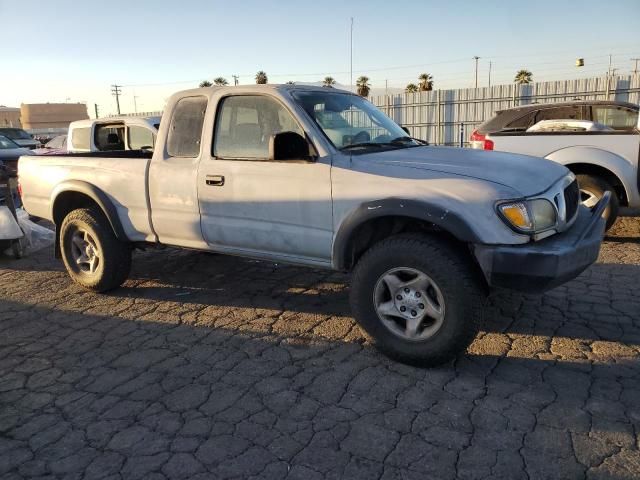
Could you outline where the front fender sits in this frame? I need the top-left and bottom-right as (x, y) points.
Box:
(546, 146), (639, 205)
(332, 198), (483, 270)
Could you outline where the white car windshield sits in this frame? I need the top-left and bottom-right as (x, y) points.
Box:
(292, 90), (419, 151)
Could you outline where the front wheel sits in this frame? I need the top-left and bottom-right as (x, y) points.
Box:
(60, 207), (131, 292)
(350, 234), (484, 366)
(576, 174), (619, 230)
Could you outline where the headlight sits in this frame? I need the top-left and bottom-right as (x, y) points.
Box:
(528, 199), (556, 230)
(498, 199), (557, 233)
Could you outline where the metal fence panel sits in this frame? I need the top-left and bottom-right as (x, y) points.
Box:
(370, 74), (640, 145)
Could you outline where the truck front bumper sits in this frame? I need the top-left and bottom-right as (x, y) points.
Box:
(473, 194), (609, 293)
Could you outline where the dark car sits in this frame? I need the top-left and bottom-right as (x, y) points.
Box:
(0, 127), (39, 149)
(0, 135), (33, 176)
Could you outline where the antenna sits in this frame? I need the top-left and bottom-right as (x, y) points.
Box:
(350, 17), (354, 93)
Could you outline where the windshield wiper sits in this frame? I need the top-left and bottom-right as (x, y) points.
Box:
(340, 137), (428, 152)
(339, 142), (396, 151)
(390, 136), (429, 146)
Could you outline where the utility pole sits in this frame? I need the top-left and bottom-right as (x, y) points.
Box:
(605, 55), (613, 100)
(488, 61), (492, 89)
(473, 56), (480, 88)
(385, 79), (388, 96)
(94, 104), (99, 119)
(133, 95), (139, 114)
(631, 58), (640, 74)
(232, 75), (239, 86)
(111, 84), (122, 115)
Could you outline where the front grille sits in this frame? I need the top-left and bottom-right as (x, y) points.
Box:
(564, 179), (579, 220)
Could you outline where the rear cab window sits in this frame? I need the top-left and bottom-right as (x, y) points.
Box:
(94, 123), (125, 151)
(167, 96), (208, 157)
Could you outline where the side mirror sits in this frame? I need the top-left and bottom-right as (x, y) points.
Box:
(269, 131), (312, 161)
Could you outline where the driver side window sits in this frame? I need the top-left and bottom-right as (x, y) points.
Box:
(213, 95), (303, 160)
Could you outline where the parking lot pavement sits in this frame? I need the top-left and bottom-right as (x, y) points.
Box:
(0, 219), (639, 480)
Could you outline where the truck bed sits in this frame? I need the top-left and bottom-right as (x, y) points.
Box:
(18, 153), (155, 242)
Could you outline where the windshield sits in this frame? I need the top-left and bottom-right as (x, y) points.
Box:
(292, 91), (419, 151)
(0, 135), (20, 149)
(0, 128), (32, 140)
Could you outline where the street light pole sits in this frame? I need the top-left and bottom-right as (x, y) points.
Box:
(473, 56), (480, 88)
(488, 61), (492, 89)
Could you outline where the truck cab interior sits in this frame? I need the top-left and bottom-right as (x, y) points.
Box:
(95, 123), (125, 151)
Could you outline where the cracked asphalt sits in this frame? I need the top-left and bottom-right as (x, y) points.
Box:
(1, 218), (639, 480)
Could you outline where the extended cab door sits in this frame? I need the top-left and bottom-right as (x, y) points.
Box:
(148, 95), (209, 248)
(196, 94), (333, 266)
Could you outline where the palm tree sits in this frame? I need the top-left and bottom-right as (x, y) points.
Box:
(199, 80), (212, 87)
(514, 69), (533, 84)
(356, 76), (370, 97)
(255, 71), (268, 84)
(405, 83), (418, 93)
(323, 76), (336, 87)
(418, 73), (434, 91)
(213, 77), (228, 86)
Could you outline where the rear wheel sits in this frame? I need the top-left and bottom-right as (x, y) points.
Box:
(350, 234), (484, 366)
(576, 174), (619, 230)
(60, 207), (131, 292)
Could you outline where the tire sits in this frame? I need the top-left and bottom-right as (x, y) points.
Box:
(60, 207), (131, 292)
(350, 234), (484, 366)
(576, 174), (619, 230)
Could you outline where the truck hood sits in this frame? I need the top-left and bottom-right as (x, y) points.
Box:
(362, 146), (569, 197)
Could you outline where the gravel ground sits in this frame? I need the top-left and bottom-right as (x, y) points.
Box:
(0, 218), (639, 480)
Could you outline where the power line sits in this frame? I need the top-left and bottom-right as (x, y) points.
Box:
(118, 49), (639, 89)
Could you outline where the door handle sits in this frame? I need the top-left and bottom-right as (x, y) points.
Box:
(206, 175), (225, 186)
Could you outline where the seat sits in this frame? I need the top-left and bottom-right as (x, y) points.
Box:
(105, 133), (124, 151)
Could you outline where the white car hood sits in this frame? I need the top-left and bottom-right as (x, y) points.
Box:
(361, 145), (569, 197)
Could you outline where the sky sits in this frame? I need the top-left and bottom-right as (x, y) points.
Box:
(1, 0), (639, 117)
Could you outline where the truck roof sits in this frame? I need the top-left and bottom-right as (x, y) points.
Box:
(172, 84), (355, 97)
(70, 115), (161, 130)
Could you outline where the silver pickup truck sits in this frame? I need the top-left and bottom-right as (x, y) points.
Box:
(18, 85), (608, 365)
